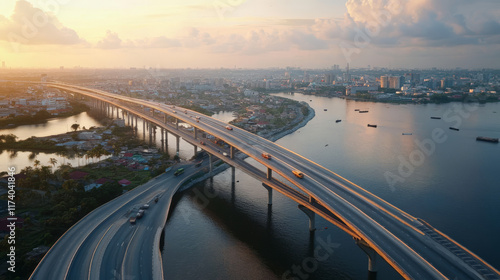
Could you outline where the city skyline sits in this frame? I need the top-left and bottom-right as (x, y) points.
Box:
(0, 0), (499, 69)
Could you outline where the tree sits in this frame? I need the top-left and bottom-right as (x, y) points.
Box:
(71, 123), (80, 132)
(49, 158), (58, 167)
(0, 133), (18, 144)
(62, 179), (83, 192)
(34, 160), (41, 169)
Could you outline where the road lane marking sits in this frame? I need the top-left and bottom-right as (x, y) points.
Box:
(121, 227), (139, 279)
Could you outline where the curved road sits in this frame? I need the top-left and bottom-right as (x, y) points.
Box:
(30, 162), (206, 280)
(31, 82), (500, 280)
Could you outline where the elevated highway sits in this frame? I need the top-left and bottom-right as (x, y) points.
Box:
(31, 82), (500, 280)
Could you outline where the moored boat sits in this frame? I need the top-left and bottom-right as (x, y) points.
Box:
(476, 136), (499, 143)
(367, 124), (377, 128)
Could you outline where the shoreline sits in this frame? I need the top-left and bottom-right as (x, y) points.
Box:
(267, 102), (315, 142)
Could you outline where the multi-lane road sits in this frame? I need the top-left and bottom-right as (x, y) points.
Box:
(31, 82), (500, 279)
(30, 162), (206, 280)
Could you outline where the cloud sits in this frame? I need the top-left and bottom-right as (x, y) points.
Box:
(95, 31), (182, 49)
(0, 0), (84, 46)
(310, 0), (500, 48)
(96, 30), (122, 49)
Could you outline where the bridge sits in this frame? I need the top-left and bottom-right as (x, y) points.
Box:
(30, 82), (500, 280)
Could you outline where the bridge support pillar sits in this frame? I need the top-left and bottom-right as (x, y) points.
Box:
(175, 118), (179, 130)
(164, 129), (168, 149)
(194, 127), (198, 139)
(230, 146), (235, 159)
(116, 106), (119, 119)
(262, 183), (273, 205)
(142, 120), (146, 139)
(298, 205), (316, 232)
(355, 239), (378, 275)
(267, 168), (272, 180)
(175, 135), (180, 156)
(149, 123), (153, 145)
(161, 128), (165, 152)
(231, 166), (236, 187)
(209, 154), (213, 176)
(194, 145), (198, 155)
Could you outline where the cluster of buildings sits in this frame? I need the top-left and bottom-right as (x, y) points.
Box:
(0, 85), (71, 118)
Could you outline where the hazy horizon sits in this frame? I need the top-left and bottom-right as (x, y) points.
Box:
(1, 0), (499, 69)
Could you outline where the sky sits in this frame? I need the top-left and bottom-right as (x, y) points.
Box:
(0, 0), (499, 69)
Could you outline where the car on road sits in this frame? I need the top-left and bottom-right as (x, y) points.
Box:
(174, 168), (184, 176)
(141, 204), (150, 209)
(184, 110), (188, 114)
(262, 153), (272, 160)
(196, 116), (200, 122)
(154, 196), (159, 203)
(223, 152), (229, 157)
(226, 126), (233, 130)
(200, 141), (205, 145)
(292, 170), (304, 178)
(173, 110), (177, 113)
(129, 217), (137, 224)
(136, 209), (145, 219)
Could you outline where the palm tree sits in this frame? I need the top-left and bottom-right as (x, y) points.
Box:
(49, 158), (58, 167)
(34, 160), (41, 169)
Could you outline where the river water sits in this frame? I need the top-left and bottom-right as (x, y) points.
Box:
(0, 112), (106, 171)
(161, 94), (500, 279)
(2, 98), (499, 279)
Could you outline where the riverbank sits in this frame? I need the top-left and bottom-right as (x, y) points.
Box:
(267, 102), (315, 142)
(0, 101), (90, 129)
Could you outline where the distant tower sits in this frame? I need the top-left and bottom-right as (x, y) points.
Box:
(380, 76), (389, 88)
(344, 63), (351, 84)
(1, 61), (5, 68)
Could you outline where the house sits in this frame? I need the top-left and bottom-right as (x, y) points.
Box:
(84, 183), (100, 192)
(118, 179), (131, 187)
(84, 178), (114, 192)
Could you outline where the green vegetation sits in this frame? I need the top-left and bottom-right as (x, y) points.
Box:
(0, 157), (163, 279)
(0, 135), (68, 154)
(183, 104), (213, 116)
(301, 105), (309, 117)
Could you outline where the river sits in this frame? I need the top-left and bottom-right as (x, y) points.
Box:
(1, 112), (106, 171)
(0, 110), (234, 172)
(161, 94), (500, 279)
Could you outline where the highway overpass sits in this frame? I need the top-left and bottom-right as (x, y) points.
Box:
(29, 82), (500, 280)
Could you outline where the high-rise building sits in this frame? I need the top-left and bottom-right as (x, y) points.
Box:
(410, 73), (420, 85)
(380, 76), (389, 88)
(325, 73), (335, 85)
(441, 78), (453, 89)
(1, 61), (4, 68)
(389, 76), (401, 90)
